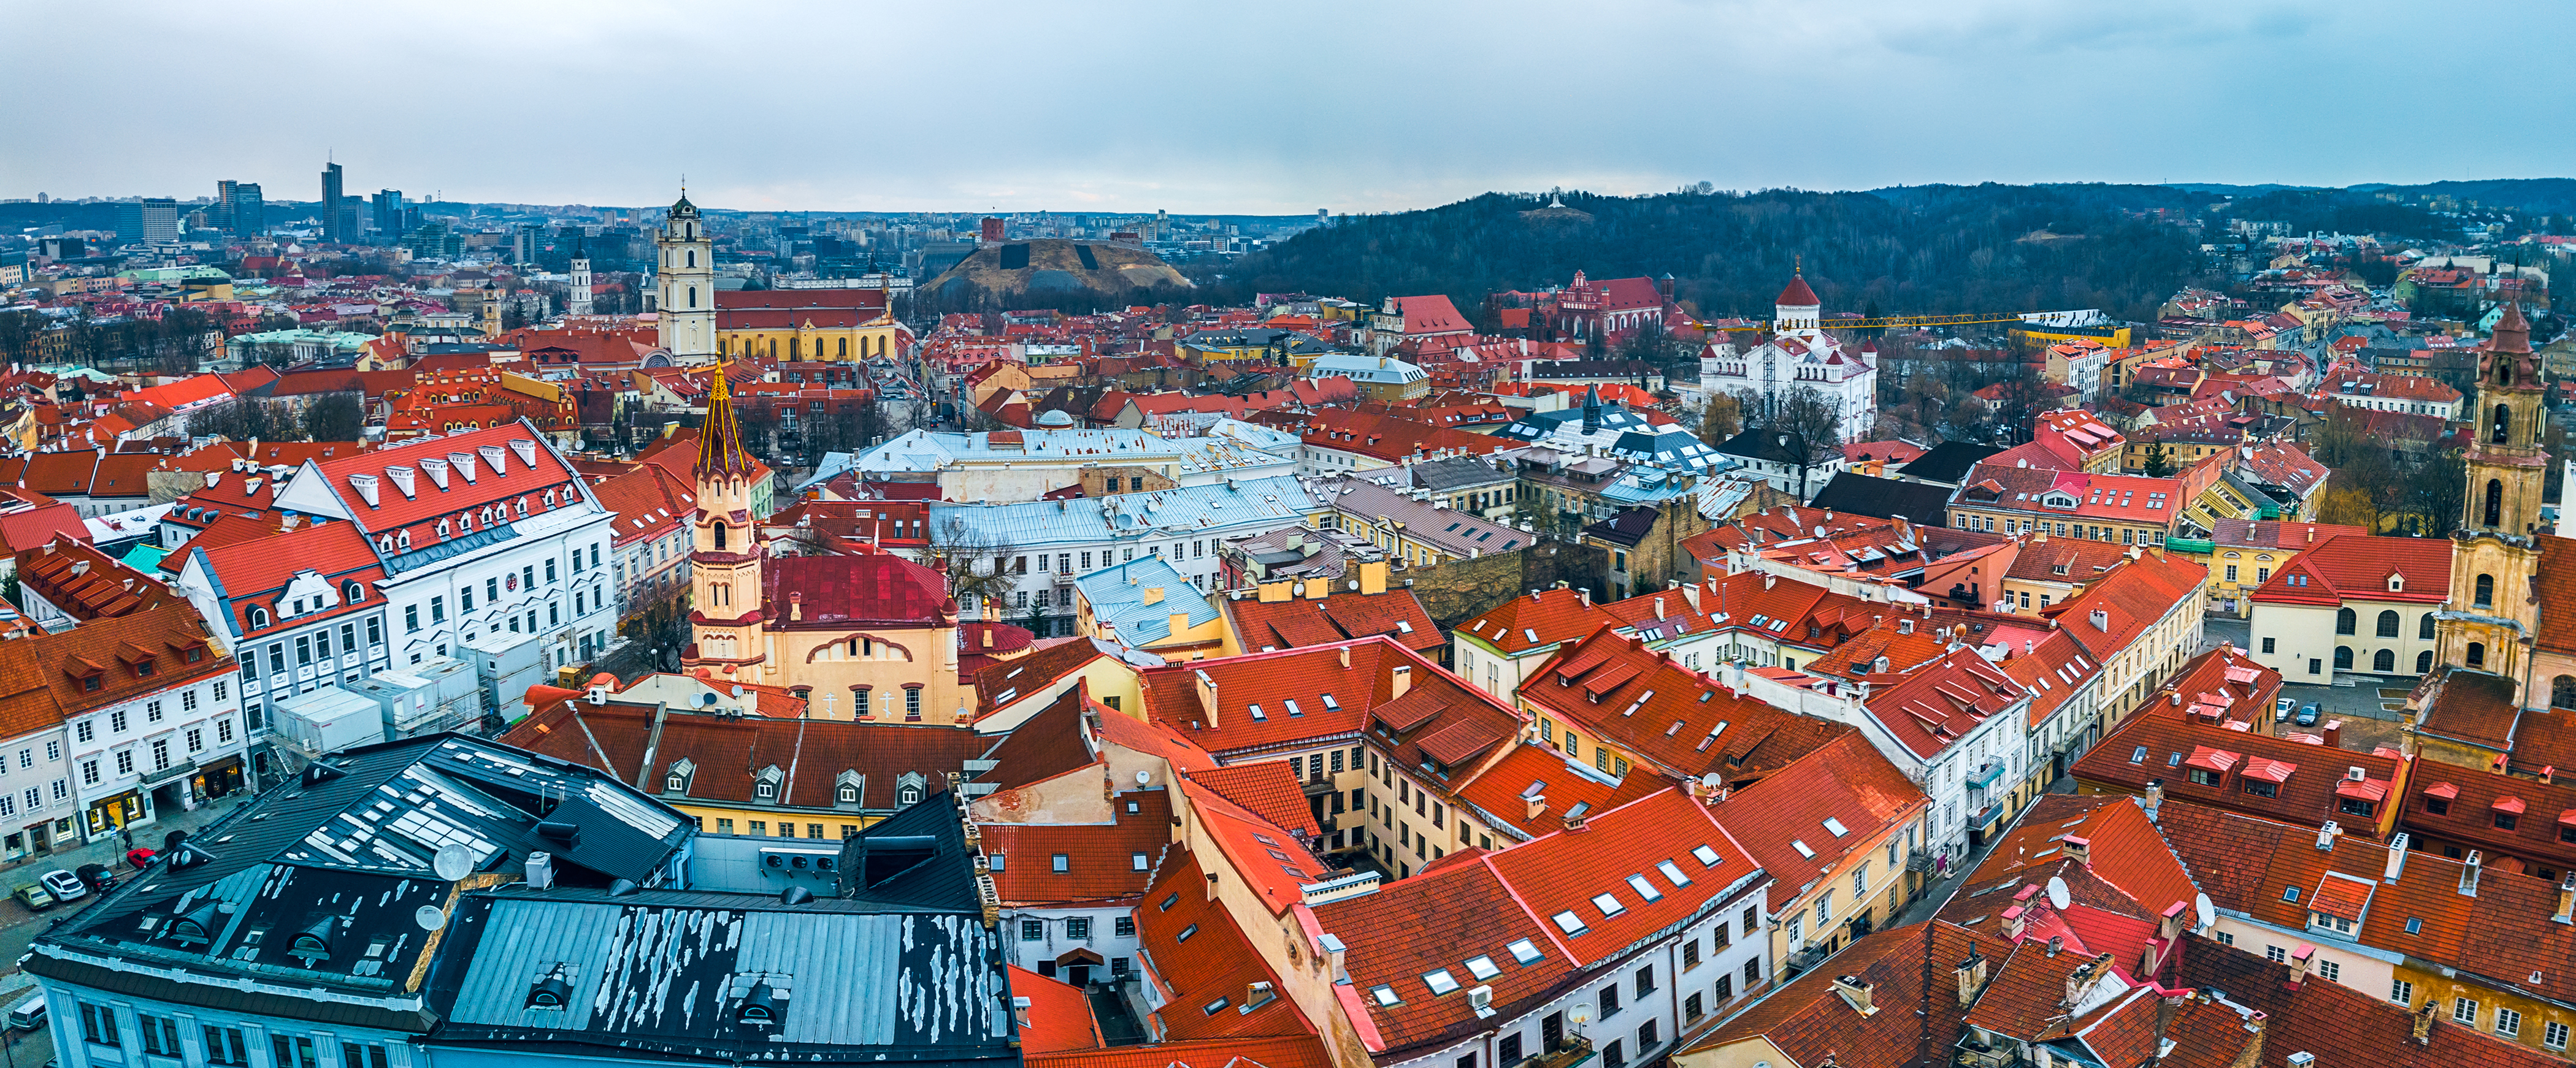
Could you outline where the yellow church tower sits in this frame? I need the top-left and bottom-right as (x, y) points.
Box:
(681, 362), (766, 680)
(2433, 300), (2547, 688)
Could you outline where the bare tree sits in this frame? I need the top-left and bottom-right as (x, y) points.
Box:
(927, 515), (1021, 617)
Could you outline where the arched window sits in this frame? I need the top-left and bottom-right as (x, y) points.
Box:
(789, 338), (799, 360)
(2334, 646), (2354, 670)
(2497, 357), (2511, 386)
(713, 522), (727, 551)
(2493, 403), (2513, 444)
(2468, 642), (2487, 668)
(2417, 650), (2434, 673)
(2476, 574), (2496, 609)
(837, 783), (859, 804)
(2336, 608), (2357, 635)
(688, 286), (698, 309)
(2554, 676), (2576, 710)
(249, 607), (269, 629)
(2374, 649), (2396, 673)
(899, 785), (923, 806)
(2485, 480), (2504, 528)
(837, 337), (848, 358)
(2376, 610), (2399, 638)
(2420, 613), (2436, 640)
(686, 250), (696, 269)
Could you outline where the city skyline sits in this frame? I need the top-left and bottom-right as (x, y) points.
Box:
(7, 1), (2572, 215)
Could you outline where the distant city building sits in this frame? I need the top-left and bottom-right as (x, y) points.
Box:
(110, 198), (177, 245)
(321, 161), (346, 243)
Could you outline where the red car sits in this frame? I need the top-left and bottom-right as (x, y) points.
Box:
(125, 848), (156, 870)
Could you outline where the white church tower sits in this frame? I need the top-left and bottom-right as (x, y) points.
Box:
(567, 250), (592, 318)
(656, 191), (716, 360)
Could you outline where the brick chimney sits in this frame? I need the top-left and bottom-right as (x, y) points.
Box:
(2286, 944), (2315, 987)
(2557, 873), (2575, 925)
(2322, 720), (2343, 749)
(2144, 780), (2165, 822)
(1390, 663), (1412, 700)
(2461, 850), (2482, 897)
(2060, 834), (2091, 864)
(2384, 833), (2409, 882)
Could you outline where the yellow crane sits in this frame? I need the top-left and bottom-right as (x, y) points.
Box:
(1695, 311), (2044, 333)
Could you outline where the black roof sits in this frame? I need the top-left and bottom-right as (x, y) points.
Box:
(1584, 506), (1661, 547)
(422, 795), (1012, 1065)
(1896, 441), (2008, 485)
(26, 734), (691, 1024)
(1805, 472), (1958, 525)
(1411, 456), (1512, 492)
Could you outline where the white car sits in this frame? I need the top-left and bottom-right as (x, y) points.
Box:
(37, 869), (86, 902)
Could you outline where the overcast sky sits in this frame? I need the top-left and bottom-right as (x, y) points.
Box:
(9, 1), (2570, 215)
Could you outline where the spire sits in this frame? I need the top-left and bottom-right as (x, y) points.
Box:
(2491, 299), (2532, 354)
(696, 362), (755, 480)
(1582, 383), (1602, 435)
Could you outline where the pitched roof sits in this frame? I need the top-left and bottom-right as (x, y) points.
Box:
(761, 554), (955, 629)
(1221, 590), (1444, 658)
(1130, 850), (1311, 1042)
(1521, 625), (1854, 781)
(2247, 533), (2450, 605)
(1005, 967), (1103, 1054)
(1686, 920), (2007, 1065)
(2073, 684), (2399, 834)
(2173, 934), (2571, 1068)
(497, 695), (987, 811)
(1860, 647), (2030, 760)
(1452, 587), (1610, 657)
(305, 421), (589, 541)
(1446, 740), (1669, 843)
(980, 791), (1174, 906)
(1804, 471), (1956, 525)
(1708, 730), (1929, 909)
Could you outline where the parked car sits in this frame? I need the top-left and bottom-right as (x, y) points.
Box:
(7, 994), (45, 1031)
(125, 848), (156, 870)
(11, 883), (54, 911)
(2295, 703), (2321, 727)
(2274, 697), (2294, 719)
(75, 863), (117, 894)
(38, 869), (86, 903)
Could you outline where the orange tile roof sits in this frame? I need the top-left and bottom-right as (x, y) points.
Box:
(1708, 730), (1929, 909)
(1130, 850), (1313, 1042)
(2073, 698), (2400, 834)
(1521, 625), (1853, 782)
(1006, 966), (1103, 1054)
(1480, 787), (1765, 966)
(1188, 762), (1321, 838)
(1448, 740), (1669, 843)
(1453, 587), (1609, 657)
(1222, 590), (1443, 658)
(1177, 777), (1332, 915)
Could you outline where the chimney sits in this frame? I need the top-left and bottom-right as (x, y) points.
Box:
(1525, 792), (1546, 821)
(2159, 899), (2188, 942)
(2286, 944), (2315, 987)
(1955, 951), (1990, 1004)
(2322, 720), (2342, 748)
(1391, 664), (1413, 700)
(2558, 874), (2576, 925)
(1578, 587), (1591, 608)
(2315, 820), (2341, 851)
(1338, 646), (1351, 670)
(386, 465), (417, 498)
(1681, 583), (1701, 612)
(348, 473), (380, 508)
(2144, 779), (2164, 822)
(525, 851), (555, 890)
(789, 591), (803, 622)
(2002, 904), (2027, 940)
(2412, 999), (2436, 1043)
(1141, 585), (1165, 606)
(1194, 669), (1219, 730)
(2384, 833), (2409, 882)
(2060, 835), (2091, 864)
(1654, 597), (1665, 620)
(2287, 1054), (2315, 1068)
(1831, 975), (1877, 1015)
(2461, 850), (2482, 897)
(2047, 935), (2063, 957)
(1012, 996), (1033, 1029)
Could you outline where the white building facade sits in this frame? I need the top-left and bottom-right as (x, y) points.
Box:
(1695, 275), (1877, 435)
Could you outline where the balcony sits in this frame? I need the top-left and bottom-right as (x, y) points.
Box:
(1511, 1035), (1595, 1068)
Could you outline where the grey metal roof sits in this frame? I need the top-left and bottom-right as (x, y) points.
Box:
(1409, 456), (1513, 492)
(1073, 555), (1218, 645)
(929, 474), (1317, 549)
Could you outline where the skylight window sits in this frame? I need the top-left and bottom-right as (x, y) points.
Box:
(1552, 911), (1589, 936)
(1823, 817), (1850, 837)
(1657, 860), (1692, 886)
(1284, 700), (1303, 717)
(1792, 840), (1816, 859)
(1625, 874), (1665, 902)
(1371, 985), (1401, 1006)
(1508, 938), (1544, 964)
(1321, 693), (1340, 711)
(2130, 746), (2148, 764)
(1422, 969), (1461, 995)
(1249, 703), (1265, 721)
(1465, 955), (1501, 980)
(1691, 845), (1722, 867)
(1591, 893), (1627, 917)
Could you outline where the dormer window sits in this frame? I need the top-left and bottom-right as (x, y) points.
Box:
(838, 784), (858, 803)
(345, 581), (365, 603)
(754, 780), (776, 800)
(525, 966), (575, 1010)
(397, 530), (412, 549)
(2388, 574), (2404, 593)
(667, 771), (688, 792)
(249, 607), (269, 629)
(737, 980), (782, 1026)
(288, 925), (332, 964)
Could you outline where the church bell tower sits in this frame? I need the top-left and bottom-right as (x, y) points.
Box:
(656, 190), (716, 361)
(2434, 300), (2547, 685)
(681, 362), (765, 680)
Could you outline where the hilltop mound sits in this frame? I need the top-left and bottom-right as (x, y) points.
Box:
(922, 238), (1191, 297)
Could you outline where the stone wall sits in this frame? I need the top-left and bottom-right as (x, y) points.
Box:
(1403, 539), (1611, 630)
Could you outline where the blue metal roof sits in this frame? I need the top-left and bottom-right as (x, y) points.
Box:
(1072, 555), (1217, 646)
(929, 475), (1318, 550)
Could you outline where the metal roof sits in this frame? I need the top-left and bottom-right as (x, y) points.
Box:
(1073, 555), (1219, 646)
(929, 475), (1317, 549)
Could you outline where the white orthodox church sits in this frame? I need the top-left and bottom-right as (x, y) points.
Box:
(1696, 274), (1877, 436)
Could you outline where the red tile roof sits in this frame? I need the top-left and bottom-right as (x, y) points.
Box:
(1479, 787), (1765, 966)
(1025, 1036), (1333, 1068)
(1447, 740), (1668, 843)
(1685, 920), (2009, 1064)
(1708, 730), (1929, 909)
(1860, 647), (2029, 760)
(2174, 934), (2569, 1068)
(1221, 590), (1443, 658)
(2249, 533), (2450, 606)
(760, 554), (955, 629)
(1141, 637), (1517, 775)
(980, 791), (1174, 906)
(1129, 850), (1313, 1042)
(1309, 852), (1580, 1058)
(2072, 693), (2401, 834)
(1453, 587), (1610, 657)
(1176, 777), (1332, 915)
(308, 421), (588, 544)
(0, 603), (229, 734)
(497, 693), (987, 811)
(1187, 762), (1321, 838)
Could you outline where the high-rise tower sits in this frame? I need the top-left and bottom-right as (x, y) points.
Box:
(2434, 300), (2548, 685)
(321, 162), (345, 243)
(656, 191), (716, 360)
(682, 362), (764, 680)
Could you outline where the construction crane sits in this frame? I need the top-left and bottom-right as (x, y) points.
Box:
(1693, 311), (2046, 334)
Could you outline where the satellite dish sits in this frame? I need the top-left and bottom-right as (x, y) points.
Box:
(2195, 892), (2216, 930)
(1135, 769), (1151, 786)
(432, 844), (475, 882)
(2045, 875), (2072, 911)
(415, 906), (447, 932)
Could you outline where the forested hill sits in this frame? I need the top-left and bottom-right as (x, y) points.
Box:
(1209, 185), (2212, 324)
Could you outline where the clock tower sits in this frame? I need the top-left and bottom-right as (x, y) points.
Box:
(656, 191), (716, 362)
